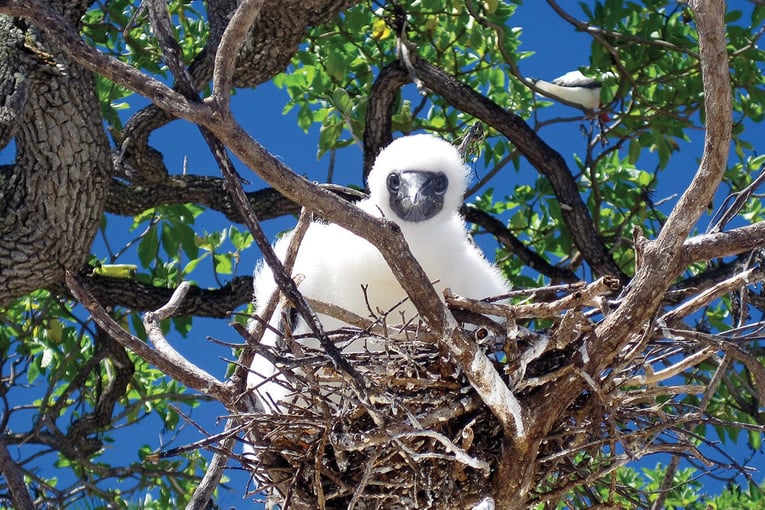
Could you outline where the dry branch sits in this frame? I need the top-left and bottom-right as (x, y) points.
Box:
(6, 0), (762, 508)
(66, 272), (232, 402)
(237, 267), (763, 508)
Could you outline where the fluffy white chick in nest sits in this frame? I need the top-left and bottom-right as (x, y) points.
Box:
(248, 133), (510, 412)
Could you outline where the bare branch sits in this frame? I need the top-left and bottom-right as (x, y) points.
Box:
(185, 418), (239, 510)
(620, 346), (716, 386)
(654, 0), (732, 255)
(145, 281), (191, 319)
(682, 221), (765, 264)
(445, 276), (620, 320)
(590, 0), (731, 367)
(55, 274), (252, 318)
(661, 266), (765, 324)
(212, 0), (265, 108)
(66, 272), (232, 402)
(0, 442), (35, 510)
(707, 166), (765, 233)
(676, 328), (765, 407)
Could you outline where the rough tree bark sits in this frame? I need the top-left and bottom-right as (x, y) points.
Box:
(0, 0), (759, 508)
(0, 0), (357, 308)
(0, 9), (110, 304)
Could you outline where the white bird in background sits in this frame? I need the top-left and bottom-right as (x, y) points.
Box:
(247, 134), (510, 412)
(530, 70), (609, 113)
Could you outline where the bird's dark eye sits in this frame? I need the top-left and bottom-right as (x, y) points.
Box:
(387, 173), (400, 192)
(432, 174), (448, 195)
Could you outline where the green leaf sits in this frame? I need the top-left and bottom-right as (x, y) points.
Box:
(137, 225), (160, 268)
(229, 226), (253, 251)
(182, 254), (209, 276)
(331, 87), (353, 114)
(214, 253), (233, 275)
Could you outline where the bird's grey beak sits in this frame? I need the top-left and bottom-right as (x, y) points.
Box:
(387, 171), (448, 222)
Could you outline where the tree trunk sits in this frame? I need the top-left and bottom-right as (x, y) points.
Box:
(0, 16), (110, 306)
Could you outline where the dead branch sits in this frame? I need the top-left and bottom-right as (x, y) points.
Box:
(66, 272), (232, 402)
(444, 276), (620, 319)
(661, 265), (765, 324)
(212, 0), (265, 108)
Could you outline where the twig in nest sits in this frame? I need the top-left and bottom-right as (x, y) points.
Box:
(393, 429), (491, 474)
(445, 276), (621, 320)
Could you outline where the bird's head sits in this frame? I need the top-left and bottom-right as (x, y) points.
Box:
(367, 134), (469, 224)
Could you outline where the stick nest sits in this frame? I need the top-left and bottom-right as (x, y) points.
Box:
(240, 276), (765, 509)
(245, 334), (508, 509)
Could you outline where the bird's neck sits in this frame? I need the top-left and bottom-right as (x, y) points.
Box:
(399, 215), (465, 251)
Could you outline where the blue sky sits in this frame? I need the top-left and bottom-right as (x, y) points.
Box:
(1, 2), (762, 508)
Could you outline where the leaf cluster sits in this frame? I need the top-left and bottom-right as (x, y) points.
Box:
(0, 0), (764, 508)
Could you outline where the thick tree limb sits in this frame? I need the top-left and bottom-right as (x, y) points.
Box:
(363, 62), (408, 179)
(0, 12), (111, 306)
(654, 1), (732, 261)
(0, 442), (35, 510)
(56, 273), (252, 318)
(105, 178), (366, 223)
(589, 0), (731, 365)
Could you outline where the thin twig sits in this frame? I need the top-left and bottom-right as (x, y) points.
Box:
(185, 418), (239, 510)
(67, 272), (231, 401)
(707, 165), (765, 233)
(211, 0), (265, 108)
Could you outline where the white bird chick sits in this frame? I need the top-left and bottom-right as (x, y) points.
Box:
(248, 134), (510, 412)
(530, 70), (609, 112)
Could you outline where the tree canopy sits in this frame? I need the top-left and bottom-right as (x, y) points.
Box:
(0, 0), (764, 508)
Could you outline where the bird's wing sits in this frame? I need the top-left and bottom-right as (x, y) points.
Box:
(531, 79), (601, 110)
(551, 70), (602, 89)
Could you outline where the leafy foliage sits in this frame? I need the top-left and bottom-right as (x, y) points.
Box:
(1, 0), (764, 508)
